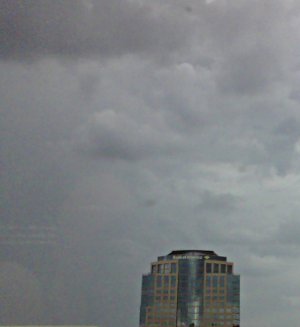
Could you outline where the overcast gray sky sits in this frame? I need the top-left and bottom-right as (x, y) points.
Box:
(1, 0), (300, 326)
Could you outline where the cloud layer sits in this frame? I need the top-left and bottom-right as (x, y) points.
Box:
(0, 0), (189, 61)
(2, 1), (300, 326)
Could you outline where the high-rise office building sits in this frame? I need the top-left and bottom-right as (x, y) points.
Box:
(139, 250), (240, 327)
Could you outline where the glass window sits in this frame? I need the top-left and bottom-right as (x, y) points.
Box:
(158, 264), (163, 274)
(171, 276), (176, 287)
(157, 276), (162, 287)
(171, 263), (177, 273)
(213, 264), (219, 273)
(221, 264), (226, 273)
(171, 263), (177, 274)
(164, 263), (170, 274)
(212, 276), (218, 287)
(164, 276), (169, 286)
(220, 276), (225, 287)
(206, 263), (212, 273)
(152, 265), (157, 273)
(206, 276), (211, 286)
(227, 265), (233, 274)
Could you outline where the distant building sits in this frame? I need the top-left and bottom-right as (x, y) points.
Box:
(139, 250), (240, 327)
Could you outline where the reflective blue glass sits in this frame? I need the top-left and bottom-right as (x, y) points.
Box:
(176, 259), (204, 326)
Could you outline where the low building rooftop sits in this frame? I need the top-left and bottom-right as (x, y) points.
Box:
(168, 250), (217, 256)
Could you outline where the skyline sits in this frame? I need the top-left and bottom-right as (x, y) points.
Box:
(1, 1), (300, 326)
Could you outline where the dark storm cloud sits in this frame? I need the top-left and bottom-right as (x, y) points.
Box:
(195, 190), (240, 214)
(77, 110), (183, 161)
(2, 0), (300, 327)
(0, 62), (81, 225)
(274, 219), (300, 245)
(264, 118), (300, 174)
(0, 0), (188, 61)
(217, 45), (283, 94)
(195, 0), (293, 95)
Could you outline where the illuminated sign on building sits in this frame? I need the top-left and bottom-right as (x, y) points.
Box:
(172, 255), (210, 260)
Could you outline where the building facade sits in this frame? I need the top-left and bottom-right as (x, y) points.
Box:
(139, 250), (240, 327)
